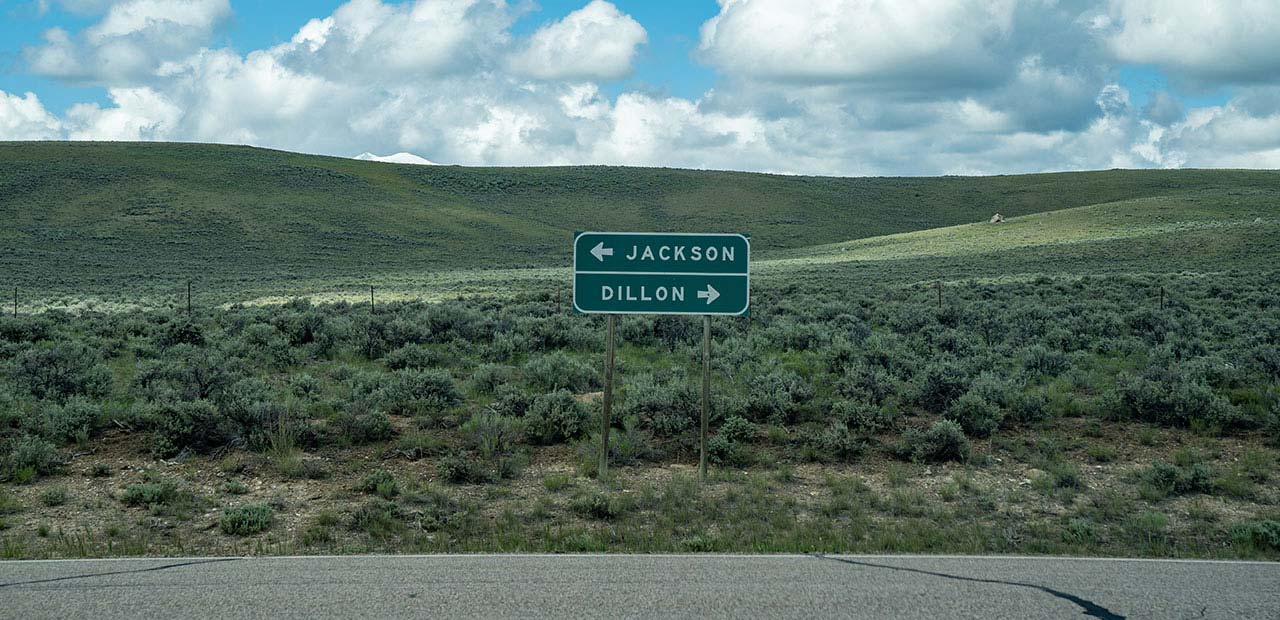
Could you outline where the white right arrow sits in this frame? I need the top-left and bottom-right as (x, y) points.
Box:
(697, 284), (720, 304)
(590, 241), (613, 262)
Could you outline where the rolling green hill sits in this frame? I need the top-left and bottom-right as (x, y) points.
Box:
(2, 141), (1278, 306)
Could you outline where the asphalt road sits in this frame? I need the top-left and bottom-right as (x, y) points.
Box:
(1, 554), (1276, 619)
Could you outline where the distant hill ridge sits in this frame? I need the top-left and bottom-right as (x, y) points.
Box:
(1, 141), (1277, 300)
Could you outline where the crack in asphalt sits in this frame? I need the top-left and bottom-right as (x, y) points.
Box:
(812, 554), (1125, 620)
(0, 558), (241, 589)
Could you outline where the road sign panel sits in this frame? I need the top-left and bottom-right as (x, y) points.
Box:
(573, 232), (750, 315)
(574, 232), (749, 274)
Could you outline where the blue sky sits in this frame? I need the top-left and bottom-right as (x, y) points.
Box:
(1, 0), (1277, 175)
(1, 0), (724, 110)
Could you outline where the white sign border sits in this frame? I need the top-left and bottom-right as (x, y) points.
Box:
(572, 231), (751, 316)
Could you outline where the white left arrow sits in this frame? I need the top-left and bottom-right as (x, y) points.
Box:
(590, 241), (614, 262)
(697, 284), (720, 304)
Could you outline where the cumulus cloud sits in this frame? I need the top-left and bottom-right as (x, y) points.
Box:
(0, 91), (63, 139)
(1157, 89), (1280, 168)
(697, 0), (1018, 87)
(1143, 91), (1185, 125)
(26, 0), (231, 83)
(1105, 0), (1280, 85)
(9, 0), (1280, 175)
(64, 86), (182, 140)
(274, 0), (514, 80)
(508, 0), (646, 80)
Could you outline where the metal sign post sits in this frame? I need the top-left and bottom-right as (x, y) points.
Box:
(700, 315), (711, 482)
(600, 315), (616, 477)
(573, 232), (750, 481)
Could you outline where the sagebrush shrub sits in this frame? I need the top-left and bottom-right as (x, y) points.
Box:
(915, 361), (968, 413)
(487, 384), (533, 418)
(1108, 366), (1242, 429)
(1021, 345), (1070, 377)
(348, 498), (403, 538)
(290, 373), (323, 399)
(835, 362), (896, 405)
(377, 369), (463, 416)
(150, 345), (242, 401)
(832, 400), (897, 435)
(1231, 520), (1280, 551)
(120, 473), (186, 508)
(468, 363), (513, 394)
(237, 323), (297, 370)
(946, 391), (1003, 438)
(1140, 460), (1214, 499)
(1006, 390), (1049, 426)
(384, 344), (444, 371)
(151, 400), (234, 456)
(571, 492), (622, 520)
(438, 451), (493, 484)
(220, 503), (274, 535)
(0, 434), (61, 482)
(0, 316), (52, 343)
(357, 470), (399, 499)
(574, 418), (653, 476)
(461, 412), (525, 458)
(331, 409), (396, 445)
(619, 373), (700, 437)
(799, 422), (864, 463)
(36, 397), (100, 444)
(902, 420), (970, 463)
(9, 342), (112, 401)
(745, 370), (813, 424)
(158, 320), (204, 348)
(215, 377), (288, 451)
(524, 390), (589, 445)
(719, 416), (757, 443)
(523, 351), (598, 393)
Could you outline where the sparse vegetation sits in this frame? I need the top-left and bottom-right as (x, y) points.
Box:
(0, 144), (1277, 560)
(219, 503), (274, 536)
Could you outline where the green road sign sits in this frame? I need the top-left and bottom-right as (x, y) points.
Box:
(573, 232), (750, 315)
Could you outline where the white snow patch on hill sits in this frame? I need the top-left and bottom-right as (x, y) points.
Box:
(354, 152), (438, 165)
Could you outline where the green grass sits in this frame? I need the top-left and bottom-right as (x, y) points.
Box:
(2, 142), (1279, 561)
(3, 142), (1279, 306)
(770, 195), (1277, 265)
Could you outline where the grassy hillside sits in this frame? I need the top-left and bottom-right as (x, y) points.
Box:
(2, 143), (1279, 561)
(774, 195), (1276, 265)
(3, 141), (1278, 304)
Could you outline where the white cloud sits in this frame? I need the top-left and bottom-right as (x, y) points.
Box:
(1106, 0), (1280, 84)
(26, 0), (231, 83)
(272, 0), (514, 80)
(10, 0), (1280, 176)
(0, 91), (63, 139)
(1143, 91), (1185, 125)
(87, 0), (229, 40)
(64, 87), (181, 140)
(698, 0), (1017, 86)
(509, 0), (646, 80)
